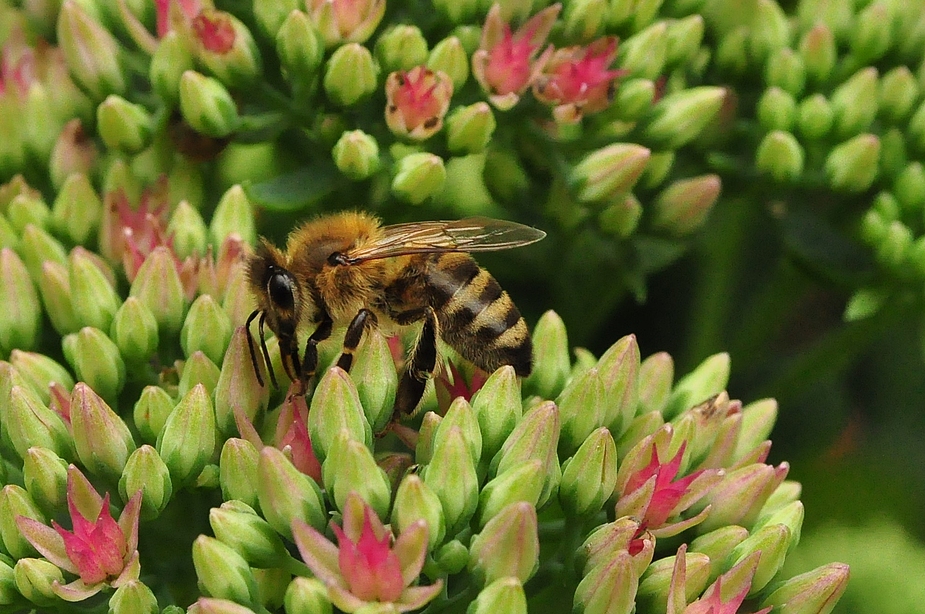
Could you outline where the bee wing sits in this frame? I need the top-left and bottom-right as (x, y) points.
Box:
(343, 217), (546, 263)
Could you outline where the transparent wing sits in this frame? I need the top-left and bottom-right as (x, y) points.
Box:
(343, 217), (546, 263)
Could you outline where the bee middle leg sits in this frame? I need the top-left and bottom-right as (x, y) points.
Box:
(299, 314), (334, 389)
(394, 307), (438, 417)
(336, 309), (378, 372)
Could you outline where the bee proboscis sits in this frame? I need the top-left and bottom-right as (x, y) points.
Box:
(245, 212), (545, 417)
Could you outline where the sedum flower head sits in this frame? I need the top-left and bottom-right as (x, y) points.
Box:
(385, 66), (454, 141)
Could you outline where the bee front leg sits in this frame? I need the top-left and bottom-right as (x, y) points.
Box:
(336, 309), (378, 372)
(394, 308), (438, 417)
(300, 314), (334, 388)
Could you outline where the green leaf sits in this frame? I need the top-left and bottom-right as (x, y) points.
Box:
(244, 165), (345, 212)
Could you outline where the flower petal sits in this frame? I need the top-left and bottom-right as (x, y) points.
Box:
(111, 551), (141, 587)
(292, 519), (345, 588)
(395, 580), (445, 612)
(66, 465), (104, 522)
(393, 520), (429, 585)
(118, 491), (143, 555)
(15, 516), (77, 573)
(650, 504), (712, 538)
(52, 578), (104, 602)
(326, 583), (369, 613)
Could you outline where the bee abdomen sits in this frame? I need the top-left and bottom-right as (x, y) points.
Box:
(429, 256), (532, 376)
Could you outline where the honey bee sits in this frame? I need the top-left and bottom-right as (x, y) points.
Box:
(245, 212), (545, 416)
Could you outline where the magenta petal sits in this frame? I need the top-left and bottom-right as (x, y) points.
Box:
(118, 491), (143, 555)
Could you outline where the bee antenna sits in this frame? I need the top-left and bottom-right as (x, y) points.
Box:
(245, 309), (265, 388)
(257, 312), (280, 389)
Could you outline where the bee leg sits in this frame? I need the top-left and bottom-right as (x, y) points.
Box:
(394, 308), (438, 417)
(336, 309), (378, 372)
(257, 312), (279, 389)
(300, 314), (334, 389)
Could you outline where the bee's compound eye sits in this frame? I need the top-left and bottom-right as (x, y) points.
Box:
(267, 273), (295, 310)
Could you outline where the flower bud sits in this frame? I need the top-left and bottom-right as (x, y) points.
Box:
(157, 384), (217, 487)
(424, 426), (479, 536)
(445, 102), (496, 155)
(217, 439), (259, 510)
(0, 248), (40, 354)
(214, 327), (270, 434)
(598, 193), (642, 238)
(572, 144), (650, 204)
(211, 185), (256, 248)
(254, 0), (301, 38)
(376, 25), (428, 72)
(284, 577), (332, 614)
(799, 23), (836, 84)
(179, 71), (240, 138)
(50, 173), (101, 246)
(0, 486), (44, 558)
(701, 462), (789, 531)
(714, 26), (749, 76)
(257, 447), (326, 540)
(618, 22), (668, 80)
(908, 100), (925, 154)
(574, 550), (637, 614)
(493, 401), (561, 508)
(612, 79), (655, 122)
(7, 195), (51, 235)
(308, 367), (372, 460)
(18, 226), (66, 284)
(323, 434), (392, 519)
(557, 367), (606, 455)
(879, 66), (918, 123)
(13, 558), (62, 607)
(57, 1), (126, 99)
(578, 516), (644, 575)
(110, 297), (159, 366)
(23, 447), (68, 515)
(561, 0), (607, 41)
(637, 352), (673, 415)
(524, 311), (570, 399)
(70, 382), (136, 480)
(689, 524), (749, 577)
(830, 67), (878, 139)
(757, 87), (797, 132)
(664, 352), (729, 418)
(760, 562), (850, 614)
(825, 133), (881, 193)
(62, 327), (126, 403)
(471, 365), (522, 461)
(391, 152), (447, 204)
(277, 11), (324, 95)
(192, 536), (259, 607)
(638, 550), (711, 612)
(150, 31), (194, 105)
(478, 460), (544, 527)
(97, 96), (153, 154)
(323, 43), (378, 106)
(210, 501), (289, 568)
(851, 2), (891, 63)
(309, 0), (385, 47)
(470, 577), (527, 614)
(434, 538), (468, 575)
(49, 120), (98, 190)
(392, 474), (446, 551)
(192, 10), (262, 86)
(166, 201), (208, 259)
(894, 162), (925, 214)
(764, 48), (806, 97)
(651, 174), (721, 236)
(109, 580), (159, 614)
(797, 94), (834, 140)
(469, 502), (539, 586)
(38, 261), (78, 335)
(756, 131), (805, 183)
(643, 87), (726, 150)
(130, 246), (187, 335)
(120, 445), (172, 520)
(560, 428), (618, 517)
(728, 523), (792, 593)
(427, 37), (469, 89)
(134, 385), (175, 445)
(69, 246), (122, 332)
(9, 350), (73, 406)
(346, 331), (397, 432)
(666, 15), (705, 68)
(181, 294), (232, 365)
(332, 130), (381, 180)
(5, 385), (72, 462)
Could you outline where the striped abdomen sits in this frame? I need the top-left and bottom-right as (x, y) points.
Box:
(426, 253), (532, 376)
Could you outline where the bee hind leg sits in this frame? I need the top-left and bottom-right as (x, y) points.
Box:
(394, 308), (438, 418)
(336, 309), (378, 372)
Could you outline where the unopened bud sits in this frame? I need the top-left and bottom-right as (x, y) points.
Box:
(758, 87), (797, 132)
(469, 502), (539, 586)
(651, 174), (721, 236)
(424, 426), (479, 535)
(879, 66), (918, 123)
(618, 22), (668, 80)
(70, 382), (136, 480)
(851, 2), (891, 63)
(797, 94), (834, 140)
(524, 311), (570, 399)
(257, 447), (326, 540)
(51, 173), (102, 246)
(13, 558), (62, 607)
(109, 580), (159, 614)
(23, 447), (68, 515)
(192, 536), (259, 607)
(391, 152), (446, 204)
(191, 10), (261, 86)
(799, 23), (836, 84)
(825, 134), (881, 192)
(332, 130), (381, 180)
(376, 25), (428, 72)
(323, 43), (378, 106)
(179, 71), (240, 138)
(97, 96), (153, 154)
(62, 327), (126, 403)
(110, 297), (159, 366)
(150, 32), (194, 106)
(427, 37), (469, 89)
(276, 10), (324, 97)
(0, 248), (40, 354)
(756, 131), (805, 183)
(470, 577), (527, 614)
(664, 352), (729, 418)
(666, 15), (705, 68)
(830, 67), (878, 138)
(392, 474), (446, 551)
(157, 384), (217, 487)
(760, 562), (850, 614)
(446, 103), (496, 155)
(211, 185), (256, 248)
(560, 428), (618, 517)
(57, 1), (126, 99)
(120, 445), (173, 519)
(1, 485), (45, 558)
(613, 79), (656, 122)
(130, 247), (187, 335)
(284, 577), (332, 614)
(765, 48), (806, 96)
(643, 87), (725, 150)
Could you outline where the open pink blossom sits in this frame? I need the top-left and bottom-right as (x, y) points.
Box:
(668, 546), (771, 614)
(435, 361), (488, 411)
(16, 467), (142, 601)
(385, 66), (454, 141)
(307, 0), (386, 47)
(293, 493), (442, 612)
(155, 0), (203, 38)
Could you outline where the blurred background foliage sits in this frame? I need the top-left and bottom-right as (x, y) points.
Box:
(2, 0), (925, 610)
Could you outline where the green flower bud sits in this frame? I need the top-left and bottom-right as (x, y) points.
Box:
(157, 384), (217, 487)
(469, 502), (539, 586)
(151, 31), (194, 106)
(493, 401), (561, 508)
(799, 23), (836, 84)
(7, 194), (51, 234)
(211, 185), (256, 248)
(666, 15), (705, 68)
(748, 0), (788, 64)
(446, 103), (496, 155)
(57, 1), (126, 100)
(37, 261), (78, 335)
(0, 556), (15, 605)
(436, 397), (482, 463)
(644, 87), (725, 150)
(574, 551), (637, 614)
(23, 447), (68, 515)
(483, 147), (530, 203)
(332, 130), (381, 181)
(638, 550), (710, 611)
(110, 297), (159, 366)
(734, 398), (777, 461)
(70, 246), (122, 332)
(257, 447), (326, 540)
(559, 428), (618, 517)
(578, 516), (646, 576)
(62, 327), (125, 403)
(760, 562), (850, 614)
(0, 486), (43, 558)
(764, 48), (806, 97)
(130, 246), (187, 335)
(908, 100), (925, 154)
(612, 79), (656, 122)
(689, 524), (749, 578)
(109, 580), (159, 614)
(323, 43), (377, 106)
(102, 158), (142, 204)
(178, 352), (220, 399)
(133, 385), (174, 445)
(9, 350), (73, 405)
(728, 524), (792, 593)
(6, 381), (72, 461)
(285, 577), (332, 614)
(0, 248), (40, 353)
(436, 538), (468, 574)
(391, 152), (447, 204)
(254, 0), (300, 39)
(392, 474), (446, 551)
(756, 130), (805, 184)
(188, 598), (258, 614)
(651, 174), (721, 236)
(664, 352), (729, 418)
(478, 460), (544, 527)
(346, 332), (396, 432)
(756, 500), (804, 553)
(825, 133), (881, 193)
(894, 162), (925, 214)
(524, 311), (570, 399)
(0, 216), (15, 250)
(415, 411), (441, 467)
(562, 0), (607, 41)
(599, 194), (642, 238)
(70, 382), (136, 480)
(120, 445), (173, 520)
(424, 426), (479, 535)
(179, 70), (240, 138)
(181, 294), (232, 365)
(618, 22), (668, 80)
(97, 96), (153, 154)
(192, 10), (261, 86)
(796, 94), (833, 140)
(167, 201), (209, 259)
(831, 67), (878, 139)
(637, 352), (673, 415)
(470, 577), (527, 614)
(276, 11), (324, 103)
(557, 367), (606, 456)
(13, 558), (61, 607)
(50, 173), (102, 246)
(851, 2), (891, 63)
(19, 225), (66, 283)
(702, 462), (788, 530)
(876, 220), (914, 270)
(308, 367), (372, 460)
(470, 365), (521, 461)
(214, 327), (269, 434)
(219, 439), (260, 510)
(427, 37), (469, 89)
(49, 119), (99, 191)
(323, 434), (391, 519)
(879, 66), (918, 123)
(715, 27), (749, 76)
(375, 25), (428, 72)
(757, 87), (797, 132)
(192, 536), (259, 607)
(210, 501), (288, 568)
